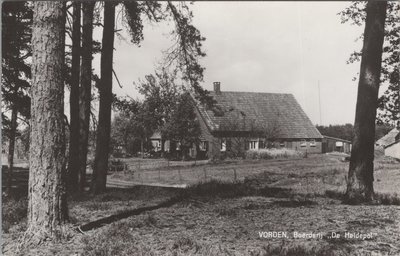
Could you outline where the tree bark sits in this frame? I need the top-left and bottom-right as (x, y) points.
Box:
(6, 106), (18, 195)
(78, 2), (95, 192)
(346, 1), (387, 203)
(92, 2), (115, 194)
(68, 1), (81, 193)
(25, 1), (68, 243)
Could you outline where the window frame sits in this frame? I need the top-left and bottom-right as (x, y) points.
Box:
(220, 139), (227, 152)
(249, 140), (258, 150)
(199, 141), (208, 151)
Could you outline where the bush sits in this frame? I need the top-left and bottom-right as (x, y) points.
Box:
(2, 198), (27, 233)
(245, 148), (305, 160)
(108, 158), (126, 172)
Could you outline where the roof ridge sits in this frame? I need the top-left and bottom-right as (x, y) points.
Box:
(210, 91), (293, 95)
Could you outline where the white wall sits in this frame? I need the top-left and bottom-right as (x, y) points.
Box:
(385, 142), (400, 159)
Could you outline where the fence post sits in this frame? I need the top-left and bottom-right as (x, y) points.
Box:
(203, 167), (207, 181)
(178, 169), (182, 183)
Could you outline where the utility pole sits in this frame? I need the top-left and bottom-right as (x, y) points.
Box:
(318, 80), (322, 125)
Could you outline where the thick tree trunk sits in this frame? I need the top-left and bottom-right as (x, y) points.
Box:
(92, 2), (115, 194)
(6, 106), (18, 194)
(78, 2), (95, 192)
(346, 1), (387, 203)
(25, 1), (68, 243)
(68, 2), (81, 193)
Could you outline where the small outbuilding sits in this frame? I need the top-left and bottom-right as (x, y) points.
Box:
(375, 128), (399, 148)
(384, 139), (400, 159)
(377, 127), (400, 159)
(321, 136), (352, 154)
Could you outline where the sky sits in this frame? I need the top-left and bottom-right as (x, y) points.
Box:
(92, 1), (365, 126)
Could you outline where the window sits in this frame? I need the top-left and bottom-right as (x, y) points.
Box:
(300, 139), (307, 147)
(335, 141), (343, 147)
(249, 140), (258, 150)
(280, 141), (285, 147)
(310, 139), (316, 147)
(259, 140), (265, 149)
(153, 141), (161, 151)
(221, 139), (226, 152)
(199, 141), (208, 151)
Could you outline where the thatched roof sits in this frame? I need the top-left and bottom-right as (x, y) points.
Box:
(196, 91), (322, 139)
(376, 128), (399, 147)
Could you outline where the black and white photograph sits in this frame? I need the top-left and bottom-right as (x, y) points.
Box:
(1, 1), (399, 255)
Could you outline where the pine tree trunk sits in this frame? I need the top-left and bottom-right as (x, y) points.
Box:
(92, 2), (115, 194)
(68, 2), (81, 193)
(346, 1), (387, 203)
(25, 1), (68, 243)
(6, 106), (18, 195)
(78, 2), (95, 192)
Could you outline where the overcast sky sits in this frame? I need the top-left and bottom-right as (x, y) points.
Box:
(92, 1), (365, 126)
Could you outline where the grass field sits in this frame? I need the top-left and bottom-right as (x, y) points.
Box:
(110, 154), (400, 195)
(2, 154), (400, 255)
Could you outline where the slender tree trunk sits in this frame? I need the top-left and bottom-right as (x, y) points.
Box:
(346, 1), (387, 203)
(141, 139), (144, 158)
(78, 2), (95, 192)
(25, 1), (68, 243)
(6, 106), (18, 194)
(68, 1), (81, 193)
(92, 2), (115, 194)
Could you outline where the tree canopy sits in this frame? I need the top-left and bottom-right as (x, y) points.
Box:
(339, 1), (399, 125)
(1, 1), (32, 126)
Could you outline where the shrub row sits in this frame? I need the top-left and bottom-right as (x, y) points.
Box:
(245, 148), (305, 160)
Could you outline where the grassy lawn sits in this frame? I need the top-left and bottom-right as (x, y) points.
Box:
(2, 154), (400, 255)
(110, 154), (400, 195)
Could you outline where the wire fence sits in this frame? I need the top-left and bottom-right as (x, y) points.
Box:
(108, 157), (301, 186)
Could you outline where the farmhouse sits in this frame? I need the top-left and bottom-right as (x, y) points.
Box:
(194, 82), (323, 159)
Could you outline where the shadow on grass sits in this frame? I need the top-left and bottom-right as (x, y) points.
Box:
(78, 194), (183, 232)
(325, 189), (400, 206)
(182, 179), (293, 199)
(77, 179), (294, 232)
(272, 199), (318, 208)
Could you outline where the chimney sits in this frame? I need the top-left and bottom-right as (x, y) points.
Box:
(213, 82), (221, 94)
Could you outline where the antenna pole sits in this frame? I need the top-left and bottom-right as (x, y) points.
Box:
(318, 80), (322, 125)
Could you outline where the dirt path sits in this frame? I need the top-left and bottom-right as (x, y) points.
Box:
(107, 178), (188, 188)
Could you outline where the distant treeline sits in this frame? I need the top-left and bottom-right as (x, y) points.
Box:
(316, 124), (393, 142)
